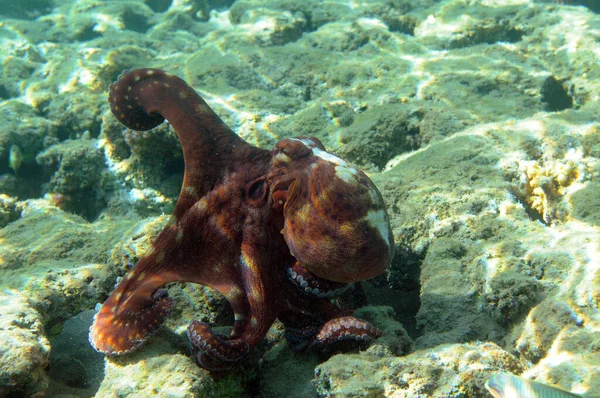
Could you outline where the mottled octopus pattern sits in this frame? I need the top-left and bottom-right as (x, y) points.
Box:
(89, 68), (394, 376)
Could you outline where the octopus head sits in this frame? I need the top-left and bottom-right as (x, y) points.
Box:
(269, 137), (394, 283)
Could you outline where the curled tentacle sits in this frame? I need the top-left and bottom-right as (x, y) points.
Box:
(108, 68), (258, 218)
(89, 252), (175, 354)
(187, 320), (250, 374)
(312, 316), (382, 347)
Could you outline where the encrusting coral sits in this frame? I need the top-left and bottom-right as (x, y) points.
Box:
(514, 148), (586, 225)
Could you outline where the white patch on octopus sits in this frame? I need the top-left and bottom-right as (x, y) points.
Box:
(365, 209), (392, 245)
(334, 164), (360, 184)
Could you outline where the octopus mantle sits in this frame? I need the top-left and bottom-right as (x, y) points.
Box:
(89, 68), (394, 376)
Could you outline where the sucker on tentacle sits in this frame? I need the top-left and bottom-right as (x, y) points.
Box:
(286, 262), (350, 298)
(187, 321), (249, 373)
(312, 316), (383, 347)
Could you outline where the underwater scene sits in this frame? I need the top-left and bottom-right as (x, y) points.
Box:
(1, 0), (600, 397)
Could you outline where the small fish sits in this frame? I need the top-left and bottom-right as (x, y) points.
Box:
(8, 144), (23, 175)
(486, 373), (583, 398)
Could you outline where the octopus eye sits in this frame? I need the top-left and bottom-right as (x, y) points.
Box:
(246, 178), (267, 205)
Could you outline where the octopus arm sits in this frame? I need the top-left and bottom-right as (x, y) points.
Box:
(90, 195), (244, 355)
(89, 252), (177, 354)
(108, 68), (256, 218)
(279, 294), (382, 350)
(187, 231), (280, 375)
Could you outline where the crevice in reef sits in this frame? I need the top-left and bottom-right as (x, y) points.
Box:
(369, 247), (424, 339)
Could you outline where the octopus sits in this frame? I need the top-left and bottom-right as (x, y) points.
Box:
(89, 68), (394, 376)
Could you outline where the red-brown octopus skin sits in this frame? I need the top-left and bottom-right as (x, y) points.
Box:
(89, 68), (394, 376)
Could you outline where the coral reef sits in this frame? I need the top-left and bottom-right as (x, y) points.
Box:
(36, 139), (107, 220)
(512, 153), (583, 225)
(95, 336), (214, 397)
(314, 342), (526, 397)
(0, 292), (50, 398)
(0, 194), (19, 227)
(337, 104), (420, 171)
(1, 0), (600, 395)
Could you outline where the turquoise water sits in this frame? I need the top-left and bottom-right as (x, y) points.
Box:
(1, 0), (599, 397)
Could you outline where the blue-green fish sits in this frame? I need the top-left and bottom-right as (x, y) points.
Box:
(486, 373), (583, 398)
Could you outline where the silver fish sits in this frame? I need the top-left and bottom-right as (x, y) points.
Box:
(8, 144), (23, 175)
(485, 373), (583, 398)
